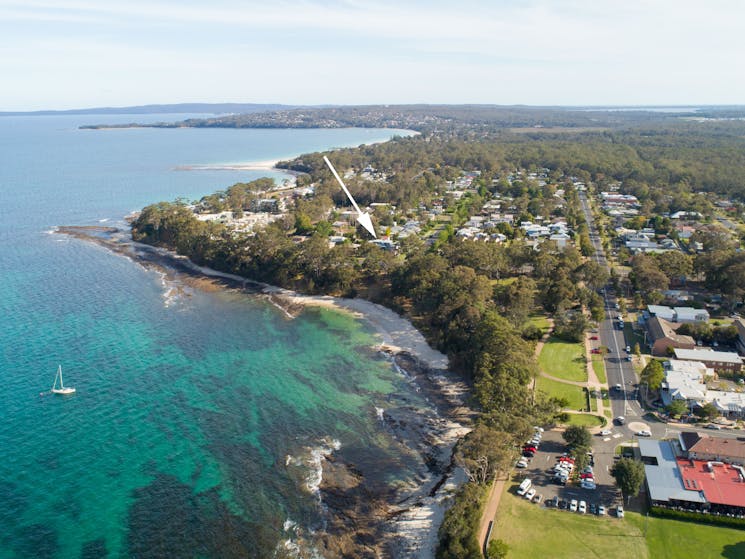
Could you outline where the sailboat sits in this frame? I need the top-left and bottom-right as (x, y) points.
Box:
(51, 365), (75, 395)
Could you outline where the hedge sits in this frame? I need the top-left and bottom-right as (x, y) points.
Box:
(650, 506), (745, 530)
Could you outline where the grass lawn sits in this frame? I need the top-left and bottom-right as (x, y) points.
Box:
(524, 313), (551, 335)
(563, 413), (605, 428)
(538, 337), (587, 382)
(491, 487), (648, 559)
(536, 376), (587, 411)
(592, 353), (607, 384)
(628, 513), (745, 559)
(492, 488), (745, 559)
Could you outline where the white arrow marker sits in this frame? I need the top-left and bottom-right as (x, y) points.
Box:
(323, 155), (377, 238)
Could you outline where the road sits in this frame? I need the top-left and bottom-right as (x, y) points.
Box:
(578, 192), (644, 429)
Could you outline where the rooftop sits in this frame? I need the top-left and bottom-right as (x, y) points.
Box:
(639, 439), (707, 504)
(687, 434), (745, 461)
(677, 458), (745, 508)
(674, 348), (743, 365)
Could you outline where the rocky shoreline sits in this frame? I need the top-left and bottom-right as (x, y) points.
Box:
(56, 225), (473, 558)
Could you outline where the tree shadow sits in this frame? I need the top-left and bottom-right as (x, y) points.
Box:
(721, 542), (745, 558)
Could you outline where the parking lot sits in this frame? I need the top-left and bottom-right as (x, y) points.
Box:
(514, 428), (623, 515)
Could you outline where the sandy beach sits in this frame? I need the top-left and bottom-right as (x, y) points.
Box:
(174, 159), (283, 172)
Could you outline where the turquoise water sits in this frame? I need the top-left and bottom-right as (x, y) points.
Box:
(0, 116), (422, 558)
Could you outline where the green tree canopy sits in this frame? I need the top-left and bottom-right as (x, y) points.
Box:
(562, 425), (592, 449)
(611, 458), (646, 502)
(640, 359), (665, 391)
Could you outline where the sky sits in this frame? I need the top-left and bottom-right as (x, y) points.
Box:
(0, 0), (743, 110)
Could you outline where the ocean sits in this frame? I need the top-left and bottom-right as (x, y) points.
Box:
(0, 115), (428, 558)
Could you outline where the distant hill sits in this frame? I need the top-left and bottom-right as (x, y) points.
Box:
(0, 103), (303, 116)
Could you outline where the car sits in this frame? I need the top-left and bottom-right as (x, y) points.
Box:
(534, 426), (544, 433)
(625, 345), (631, 353)
(706, 423), (722, 430)
(578, 500), (587, 514)
(581, 481), (597, 490)
(636, 429), (652, 437)
(582, 466), (593, 474)
(590, 335), (599, 340)
(553, 476), (567, 486)
(517, 478), (532, 495)
(614, 383), (622, 391)
(615, 416), (625, 425)
(529, 437), (541, 445)
(522, 450), (535, 458)
(558, 499), (568, 510)
(523, 445), (537, 453)
(599, 429), (612, 436)
(558, 456), (575, 463)
(597, 505), (606, 516)
(570, 499), (578, 512)
(616, 505), (625, 518)
(516, 459), (529, 468)
(525, 488), (536, 500)
(626, 355), (632, 361)
(532, 493), (543, 504)
(591, 348), (600, 354)
(546, 496), (558, 507)
(589, 503), (597, 515)
(580, 473), (594, 480)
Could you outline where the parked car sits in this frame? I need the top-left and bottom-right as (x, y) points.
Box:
(579, 501), (587, 514)
(599, 429), (612, 436)
(615, 416), (625, 425)
(558, 499), (568, 510)
(591, 348), (600, 354)
(706, 424), (722, 430)
(582, 466), (593, 474)
(523, 445), (537, 452)
(589, 503), (597, 515)
(597, 505), (606, 516)
(523, 450), (535, 458)
(581, 480), (597, 490)
(517, 478), (532, 496)
(625, 345), (631, 353)
(525, 488), (537, 500)
(614, 383), (622, 391)
(580, 473), (594, 480)
(546, 496), (558, 507)
(532, 493), (543, 504)
(590, 335), (599, 340)
(626, 355), (632, 361)
(516, 458), (529, 468)
(636, 429), (652, 437)
(570, 499), (578, 512)
(616, 506), (625, 518)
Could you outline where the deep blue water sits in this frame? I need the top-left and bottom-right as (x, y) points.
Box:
(0, 115), (422, 558)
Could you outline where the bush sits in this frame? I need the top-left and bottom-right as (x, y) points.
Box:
(522, 324), (544, 340)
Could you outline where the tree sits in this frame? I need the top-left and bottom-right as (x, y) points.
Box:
(455, 424), (515, 485)
(640, 359), (665, 391)
(611, 458), (646, 503)
(694, 402), (720, 421)
(562, 425), (592, 449)
(665, 399), (688, 418)
(630, 254), (669, 294)
(486, 539), (510, 559)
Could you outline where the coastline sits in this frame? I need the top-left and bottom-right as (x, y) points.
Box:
(57, 225), (472, 558)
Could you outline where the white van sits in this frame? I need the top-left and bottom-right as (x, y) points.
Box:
(517, 478), (532, 496)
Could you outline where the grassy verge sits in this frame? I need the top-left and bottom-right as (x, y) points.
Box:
(538, 337), (587, 382)
(592, 353), (607, 384)
(536, 376), (587, 410)
(563, 413), (605, 428)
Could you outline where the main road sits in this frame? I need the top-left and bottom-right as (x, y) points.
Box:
(578, 192), (644, 431)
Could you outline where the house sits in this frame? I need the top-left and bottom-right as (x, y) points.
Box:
(673, 348), (743, 374)
(647, 316), (696, 356)
(681, 432), (745, 464)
